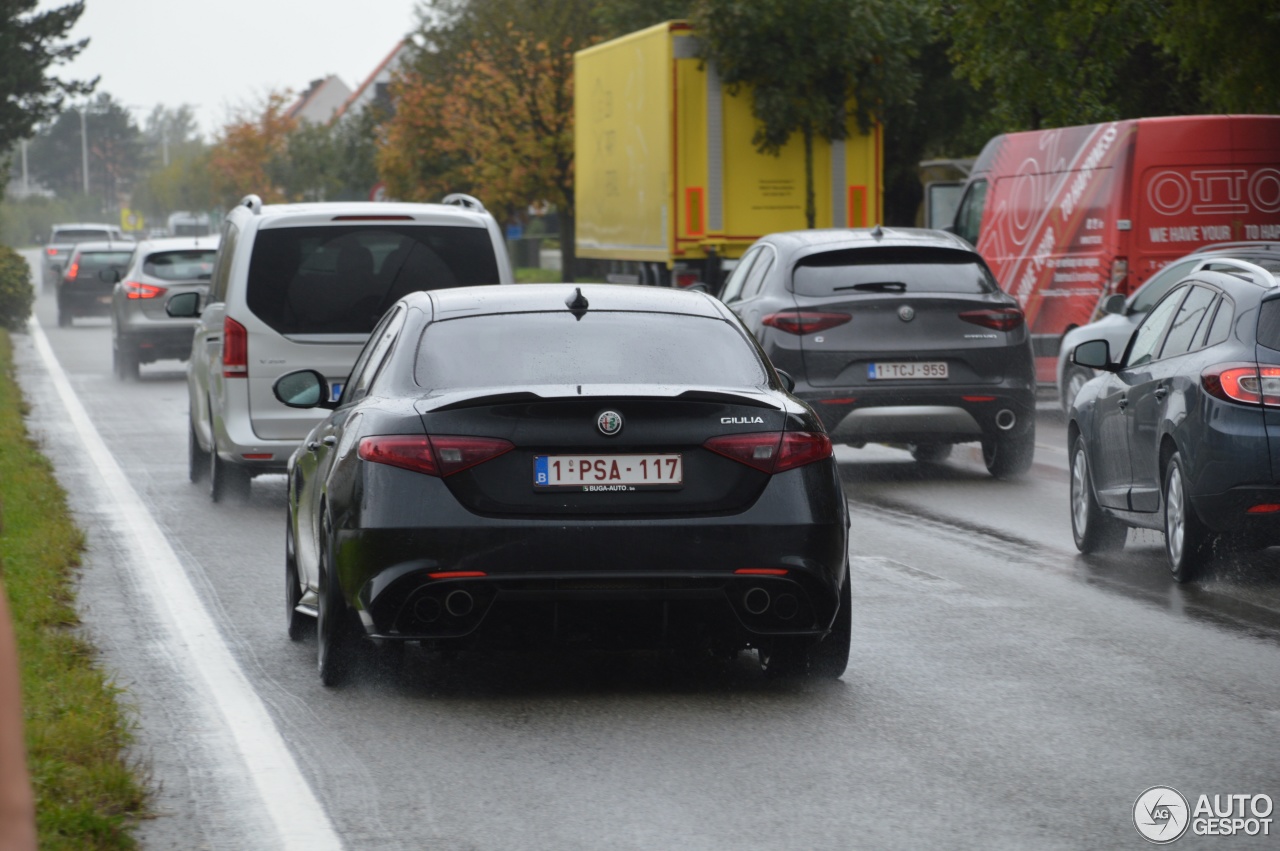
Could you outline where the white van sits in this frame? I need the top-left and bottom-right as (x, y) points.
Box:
(170, 194), (512, 500)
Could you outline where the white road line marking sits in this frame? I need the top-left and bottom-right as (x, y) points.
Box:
(27, 317), (343, 851)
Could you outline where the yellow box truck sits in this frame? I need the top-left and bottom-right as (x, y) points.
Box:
(574, 21), (882, 287)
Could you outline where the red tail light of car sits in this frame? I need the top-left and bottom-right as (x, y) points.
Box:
(762, 312), (851, 335)
(959, 308), (1024, 331)
(123, 281), (168, 299)
(1202, 364), (1280, 406)
(222, 316), (248, 378)
(64, 261), (79, 281)
(703, 431), (832, 474)
(45, 247), (57, 257)
(358, 435), (514, 477)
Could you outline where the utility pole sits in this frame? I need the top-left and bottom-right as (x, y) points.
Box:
(20, 140), (28, 196)
(80, 106), (89, 196)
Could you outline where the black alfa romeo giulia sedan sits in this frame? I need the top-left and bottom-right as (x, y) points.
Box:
(276, 284), (851, 685)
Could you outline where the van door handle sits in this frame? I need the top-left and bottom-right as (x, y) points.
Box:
(1154, 386), (1168, 401)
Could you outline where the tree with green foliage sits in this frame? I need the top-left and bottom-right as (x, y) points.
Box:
(1156, 0), (1280, 113)
(0, 1), (95, 154)
(934, 0), (1203, 130)
(691, 0), (926, 228)
(26, 93), (143, 203)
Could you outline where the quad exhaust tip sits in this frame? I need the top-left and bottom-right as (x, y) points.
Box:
(996, 409), (1017, 431)
(445, 589), (475, 618)
(743, 587), (771, 616)
(414, 596), (442, 624)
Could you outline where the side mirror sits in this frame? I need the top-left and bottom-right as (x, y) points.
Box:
(273, 370), (337, 409)
(1072, 339), (1116, 371)
(1101, 293), (1127, 316)
(165, 291), (201, 318)
(775, 368), (796, 393)
(98, 268), (121, 284)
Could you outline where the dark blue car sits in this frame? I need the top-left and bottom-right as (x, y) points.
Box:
(1068, 260), (1280, 581)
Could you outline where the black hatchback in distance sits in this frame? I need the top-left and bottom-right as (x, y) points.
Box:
(719, 227), (1036, 478)
(1068, 260), (1280, 581)
(276, 285), (851, 685)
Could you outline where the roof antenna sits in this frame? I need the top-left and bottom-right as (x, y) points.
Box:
(566, 287), (589, 320)
(871, 224), (884, 240)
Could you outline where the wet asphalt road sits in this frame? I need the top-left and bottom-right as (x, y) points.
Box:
(13, 260), (1280, 850)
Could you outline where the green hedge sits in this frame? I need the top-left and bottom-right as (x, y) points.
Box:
(0, 247), (33, 332)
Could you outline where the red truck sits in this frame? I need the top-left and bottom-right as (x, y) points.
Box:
(949, 115), (1280, 383)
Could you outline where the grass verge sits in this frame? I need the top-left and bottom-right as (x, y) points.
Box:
(0, 329), (146, 849)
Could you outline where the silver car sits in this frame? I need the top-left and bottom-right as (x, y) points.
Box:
(1057, 241), (1280, 412)
(166, 194), (512, 501)
(110, 236), (220, 379)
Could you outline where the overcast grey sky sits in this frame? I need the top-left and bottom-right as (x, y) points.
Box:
(36, 0), (422, 136)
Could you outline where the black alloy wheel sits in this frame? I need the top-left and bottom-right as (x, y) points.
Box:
(909, 443), (952, 464)
(317, 532), (357, 687)
(285, 516), (309, 641)
(808, 575), (851, 679)
(982, 428), (1035, 479)
(1164, 452), (1212, 583)
(188, 419), (209, 483)
(1069, 436), (1128, 553)
(112, 342), (139, 381)
(208, 441), (251, 502)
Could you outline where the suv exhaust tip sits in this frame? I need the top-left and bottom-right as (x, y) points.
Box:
(996, 409), (1017, 431)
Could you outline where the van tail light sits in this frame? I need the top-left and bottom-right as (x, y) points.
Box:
(762, 312), (851, 335)
(65, 261), (79, 281)
(45, 247), (57, 256)
(959, 307), (1024, 331)
(1202, 364), (1280, 406)
(222, 316), (248, 378)
(1110, 257), (1129, 292)
(358, 435), (513, 477)
(124, 281), (168, 299)
(704, 431), (832, 474)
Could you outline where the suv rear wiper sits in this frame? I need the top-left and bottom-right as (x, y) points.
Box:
(833, 281), (907, 292)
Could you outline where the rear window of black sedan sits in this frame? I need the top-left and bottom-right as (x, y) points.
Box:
(792, 247), (998, 297)
(415, 311), (770, 390)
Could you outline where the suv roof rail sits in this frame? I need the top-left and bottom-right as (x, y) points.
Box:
(239, 194), (264, 214)
(1199, 240), (1280, 253)
(441, 193), (486, 213)
(1197, 257), (1280, 288)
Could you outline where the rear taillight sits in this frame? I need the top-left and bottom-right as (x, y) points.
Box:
(703, 431), (832, 474)
(45, 247), (57, 256)
(1202, 364), (1280, 406)
(762, 312), (851, 335)
(959, 307), (1024, 331)
(675, 271), (700, 288)
(357, 435), (514, 477)
(65, 262), (79, 281)
(222, 316), (248, 378)
(123, 281), (167, 299)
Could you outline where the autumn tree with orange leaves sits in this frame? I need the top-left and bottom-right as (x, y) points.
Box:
(207, 91), (298, 206)
(380, 0), (598, 280)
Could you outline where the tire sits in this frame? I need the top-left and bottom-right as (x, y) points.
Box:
(1164, 453), (1212, 583)
(1061, 367), (1093, 415)
(1069, 437), (1127, 553)
(188, 420), (209, 484)
(317, 536), (357, 686)
(808, 575), (851, 679)
(209, 443), (251, 503)
(285, 515), (309, 641)
(112, 342), (139, 381)
(909, 443), (952, 464)
(983, 427), (1035, 479)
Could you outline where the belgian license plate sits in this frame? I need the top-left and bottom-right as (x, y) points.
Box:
(869, 361), (948, 380)
(534, 454), (683, 491)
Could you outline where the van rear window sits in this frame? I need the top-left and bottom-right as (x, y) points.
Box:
(246, 224), (500, 334)
(792, 247), (998, 296)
